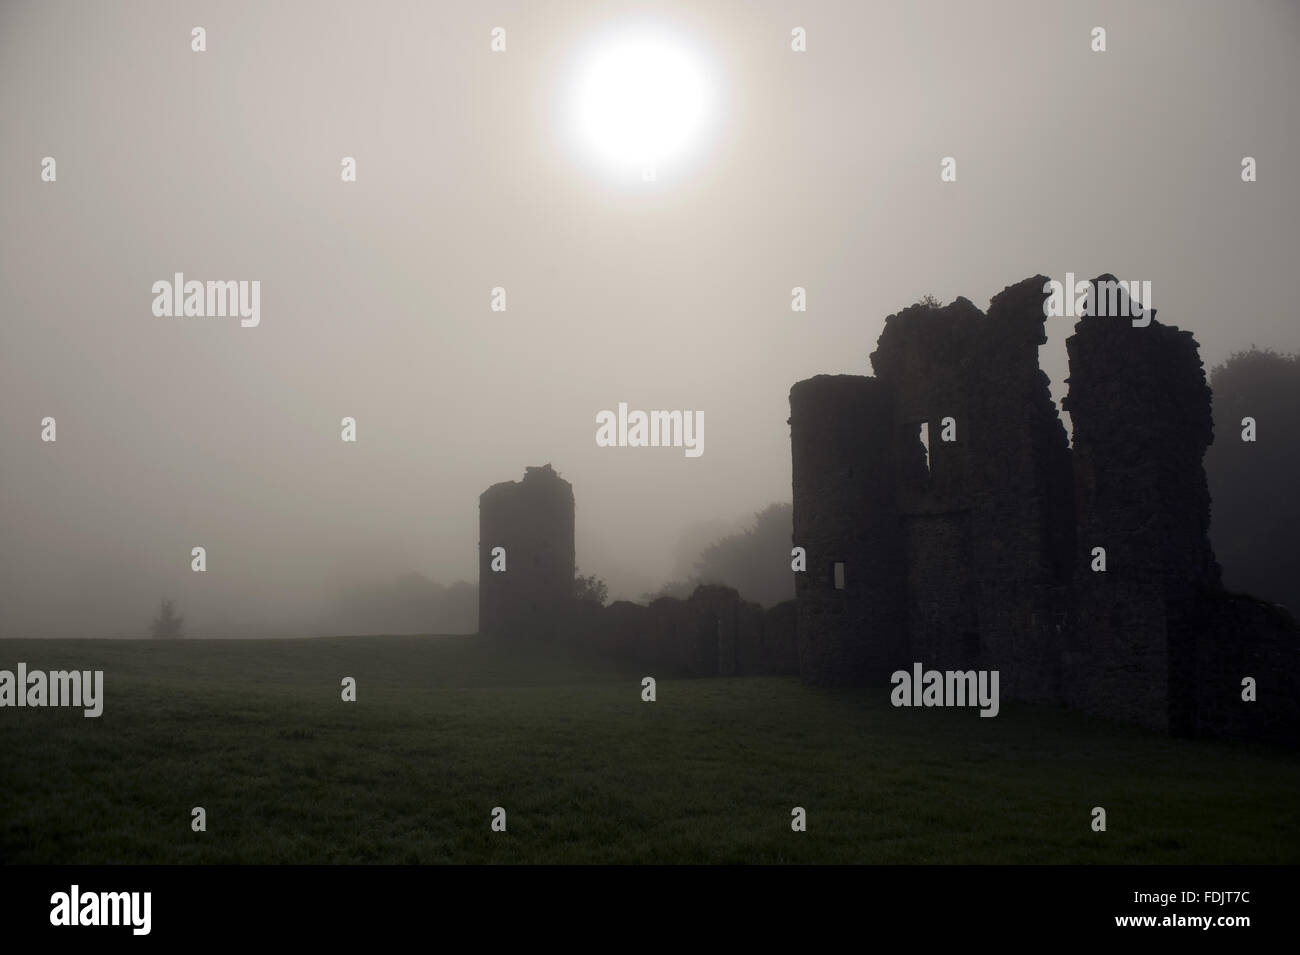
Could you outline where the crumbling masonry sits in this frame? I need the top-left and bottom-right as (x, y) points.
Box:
(791, 275), (1298, 745)
(478, 465), (799, 674)
(479, 464), (575, 641)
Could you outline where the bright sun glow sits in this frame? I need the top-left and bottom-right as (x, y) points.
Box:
(571, 28), (714, 177)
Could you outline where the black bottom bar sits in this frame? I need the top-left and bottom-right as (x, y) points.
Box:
(1, 864), (1278, 942)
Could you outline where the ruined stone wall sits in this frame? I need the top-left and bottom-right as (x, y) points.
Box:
(761, 600), (800, 674)
(469, 279), (1295, 745)
(869, 281), (1074, 702)
(789, 375), (907, 685)
(1190, 592), (1299, 746)
(688, 584), (772, 676)
(478, 464), (575, 640)
(869, 300), (981, 676)
(978, 279), (1077, 703)
(782, 273), (1294, 744)
(1062, 281), (1218, 732)
(642, 596), (717, 675)
(562, 585), (789, 677)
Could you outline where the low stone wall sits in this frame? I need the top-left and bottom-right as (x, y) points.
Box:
(1188, 591), (1299, 746)
(566, 586), (799, 678)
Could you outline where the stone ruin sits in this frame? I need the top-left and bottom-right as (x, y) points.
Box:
(478, 464), (575, 642)
(472, 282), (1297, 746)
(571, 583), (799, 677)
(790, 274), (1299, 745)
(478, 465), (798, 675)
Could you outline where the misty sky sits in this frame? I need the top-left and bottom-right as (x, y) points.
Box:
(2, 0), (1298, 636)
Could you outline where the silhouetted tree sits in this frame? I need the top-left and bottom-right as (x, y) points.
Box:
(574, 568), (608, 606)
(1207, 347), (1300, 612)
(150, 599), (185, 639)
(693, 502), (795, 607)
(919, 293), (942, 307)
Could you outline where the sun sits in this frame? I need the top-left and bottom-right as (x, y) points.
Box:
(569, 26), (715, 178)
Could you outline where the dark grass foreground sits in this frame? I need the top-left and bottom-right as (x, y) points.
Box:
(1, 635), (1297, 864)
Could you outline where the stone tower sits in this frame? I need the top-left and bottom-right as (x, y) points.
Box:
(478, 464), (575, 640)
(789, 375), (907, 685)
(1063, 277), (1219, 732)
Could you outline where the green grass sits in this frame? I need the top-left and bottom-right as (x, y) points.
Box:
(1, 634), (1297, 864)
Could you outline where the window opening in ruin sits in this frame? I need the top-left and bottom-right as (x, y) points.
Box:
(918, 421), (931, 474)
(833, 562), (845, 590)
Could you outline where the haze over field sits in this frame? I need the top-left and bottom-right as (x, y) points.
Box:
(2, 0), (1298, 637)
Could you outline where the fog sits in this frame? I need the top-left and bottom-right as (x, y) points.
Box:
(2, 0), (1297, 637)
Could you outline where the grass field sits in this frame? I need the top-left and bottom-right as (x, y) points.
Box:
(1, 634), (1297, 864)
